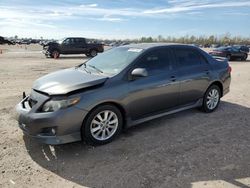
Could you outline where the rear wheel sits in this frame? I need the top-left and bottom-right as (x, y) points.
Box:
(241, 53), (248, 61)
(90, 49), (97, 57)
(82, 105), (123, 145)
(201, 85), (221, 113)
(226, 54), (231, 61)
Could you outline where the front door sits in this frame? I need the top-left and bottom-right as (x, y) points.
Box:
(127, 47), (180, 120)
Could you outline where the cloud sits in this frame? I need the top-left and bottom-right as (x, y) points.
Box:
(93, 16), (127, 22)
(0, 1), (249, 38)
(2, 1), (249, 25)
(79, 3), (98, 8)
(144, 0), (250, 14)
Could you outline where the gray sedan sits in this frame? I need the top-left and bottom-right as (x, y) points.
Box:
(16, 43), (231, 145)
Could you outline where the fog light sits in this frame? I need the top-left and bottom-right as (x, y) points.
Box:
(51, 128), (56, 135)
(40, 127), (56, 136)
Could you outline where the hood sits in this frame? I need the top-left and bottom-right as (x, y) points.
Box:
(43, 41), (58, 47)
(32, 68), (108, 95)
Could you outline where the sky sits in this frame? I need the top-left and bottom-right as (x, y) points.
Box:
(0, 0), (250, 39)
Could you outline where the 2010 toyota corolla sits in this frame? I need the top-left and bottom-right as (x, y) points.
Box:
(16, 43), (231, 145)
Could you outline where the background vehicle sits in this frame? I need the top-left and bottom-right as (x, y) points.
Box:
(16, 44), (231, 145)
(234, 45), (250, 53)
(43, 37), (104, 58)
(0, 36), (14, 45)
(209, 46), (248, 61)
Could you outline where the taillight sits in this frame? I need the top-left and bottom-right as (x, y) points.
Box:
(228, 66), (232, 73)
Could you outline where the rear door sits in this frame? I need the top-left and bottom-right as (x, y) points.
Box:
(127, 47), (180, 119)
(74, 38), (88, 53)
(173, 47), (211, 105)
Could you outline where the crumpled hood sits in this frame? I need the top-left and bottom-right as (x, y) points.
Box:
(32, 68), (108, 95)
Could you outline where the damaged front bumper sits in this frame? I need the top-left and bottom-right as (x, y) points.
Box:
(16, 91), (88, 145)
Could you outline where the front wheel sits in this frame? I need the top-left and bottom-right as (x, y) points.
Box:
(201, 85), (221, 113)
(51, 50), (60, 59)
(82, 105), (123, 145)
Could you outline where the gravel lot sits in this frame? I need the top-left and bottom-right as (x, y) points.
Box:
(0, 44), (250, 188)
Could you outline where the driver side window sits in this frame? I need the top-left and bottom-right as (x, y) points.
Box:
(63, 38), (73, 45)
(139, 48), (172, 75)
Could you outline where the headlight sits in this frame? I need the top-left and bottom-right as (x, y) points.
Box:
(41, 97), (80, 112)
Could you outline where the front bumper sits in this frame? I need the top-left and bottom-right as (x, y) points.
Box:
(42, 49), (50, 56)
(16, 92), (88, 145)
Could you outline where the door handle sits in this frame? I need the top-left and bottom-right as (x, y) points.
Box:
(170, 75), (176, 82)
(204, 70), (210, 74)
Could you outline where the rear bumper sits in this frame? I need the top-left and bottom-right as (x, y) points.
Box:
(98, 47), (104, 53)
(223, 87), (230, 96)
(16, 96), (88, 145)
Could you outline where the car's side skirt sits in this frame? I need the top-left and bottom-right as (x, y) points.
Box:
(126, 98), (203, 127)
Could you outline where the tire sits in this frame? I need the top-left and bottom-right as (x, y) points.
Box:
(51, 50), (60, 59)
(226, 54), (231, 61)
(90, 49), (97, 57)
(82, 105), (123, 145)
(241, 53), (248, 61)
(201, 85), (221, 113)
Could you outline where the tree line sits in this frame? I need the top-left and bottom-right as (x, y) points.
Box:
(122, 34), (250, 46)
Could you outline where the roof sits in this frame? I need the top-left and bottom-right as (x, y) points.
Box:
(122, 43), (195, 50)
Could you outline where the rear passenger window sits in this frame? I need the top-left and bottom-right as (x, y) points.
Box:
(140, 48), (173, 75)
(75, 38), (85, 44)
(175, 48), (207, 68)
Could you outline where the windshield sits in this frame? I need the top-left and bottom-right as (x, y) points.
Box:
(58, 38), (66, 44)
(82, 47), (144, 75)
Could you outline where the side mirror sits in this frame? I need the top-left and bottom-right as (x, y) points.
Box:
(130, 68), (148, 80)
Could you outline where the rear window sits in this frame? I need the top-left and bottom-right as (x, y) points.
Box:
(75, 38), (85, 43)
(174, 48), (207, 67)
(216, 47), (230, 51)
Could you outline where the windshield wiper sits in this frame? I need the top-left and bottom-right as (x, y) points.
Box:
(75, 63), (84, 68)
(88, 65), (103, 73)
(75, 63), (91, 74)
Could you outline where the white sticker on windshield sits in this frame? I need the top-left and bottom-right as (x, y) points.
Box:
(128, 48), (143, 53)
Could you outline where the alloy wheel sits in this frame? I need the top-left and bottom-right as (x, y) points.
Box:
(90, 110), (119, 141)
(206, 89), (219, 110)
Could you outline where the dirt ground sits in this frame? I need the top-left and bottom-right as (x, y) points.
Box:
(0, 44), (250, 188)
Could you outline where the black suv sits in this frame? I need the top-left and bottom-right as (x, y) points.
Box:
(0, 36), (14, 45)
(43, 37), (104, 58)
(209, 46), (249, 61)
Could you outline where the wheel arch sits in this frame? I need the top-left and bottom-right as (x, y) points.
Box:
(88, 48), (98, 53)
(207, 81), (223, 97)
(82, 101), (127, 131)
(49, 47), (60, 54)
